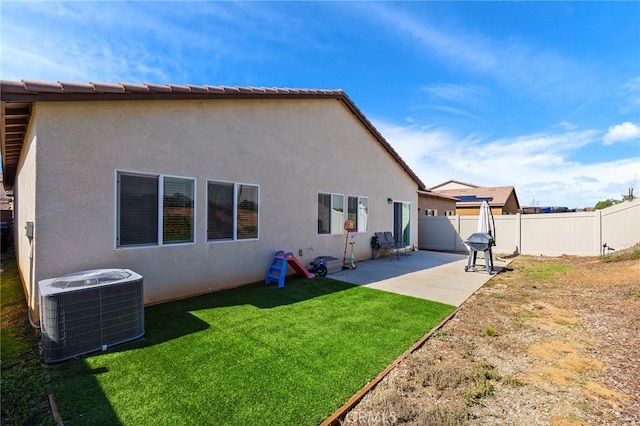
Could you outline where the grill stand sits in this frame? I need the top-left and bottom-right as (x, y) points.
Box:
(465, 246), (494, 274)
(464, 232), (495, 274)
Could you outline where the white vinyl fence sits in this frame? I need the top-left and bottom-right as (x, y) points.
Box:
(418, 199), (640, 256)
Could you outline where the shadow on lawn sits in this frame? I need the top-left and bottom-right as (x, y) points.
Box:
(100, 276), (355, 352)
(49, 277), (356, 424)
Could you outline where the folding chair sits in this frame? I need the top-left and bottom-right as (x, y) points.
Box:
(381, 232), (400, 260)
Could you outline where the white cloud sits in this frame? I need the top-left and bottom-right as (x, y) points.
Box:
(374, 119), (637, 208)
(426, 105), (483, 122)
(0, 2), (309, 84)
(421, 83), (487, 104)
(360, 3), (592, 99)
(603, 122), (640, 145)
(622, 76), (640, 113)
(559, 121), (577, 131)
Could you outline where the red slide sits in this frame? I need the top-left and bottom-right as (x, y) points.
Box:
(285, 252), (315, 279)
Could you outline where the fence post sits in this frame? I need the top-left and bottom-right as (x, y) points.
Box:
(594, 209), (602, 256)
(515, 213), (522, 255)
(455, 214), (461, 251)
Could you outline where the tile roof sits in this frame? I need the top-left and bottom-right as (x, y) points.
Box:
(435, 186), (518, 207)
(1, 79), (346, 97)
(418, 190), (459, 201)
(1, 79), (425, 190)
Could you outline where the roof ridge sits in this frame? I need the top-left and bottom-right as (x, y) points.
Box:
(436, 185), (515, 190)
(0, 79), (425, 191)
(429, 179), (480, 189)
(3, 79), (346, 95)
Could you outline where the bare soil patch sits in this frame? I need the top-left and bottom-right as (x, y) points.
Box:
(343, 250), (640, 425)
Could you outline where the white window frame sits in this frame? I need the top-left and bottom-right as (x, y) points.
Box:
(115, 170), (196, 249)
(207, 180), (260, 243)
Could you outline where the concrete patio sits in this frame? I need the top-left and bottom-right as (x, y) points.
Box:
(329, 250), (512, 307)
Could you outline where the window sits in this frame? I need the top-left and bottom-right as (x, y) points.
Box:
(237, 184), (259, 239)
(117, 172), (195, 247)
(425, 209), (438, 216)
(347, 196), (368, 232)
(118, 174), (159, 246)
(208, 181), (259, 241)
(163, 177), (195, 244)
(318, 193), (344, 234)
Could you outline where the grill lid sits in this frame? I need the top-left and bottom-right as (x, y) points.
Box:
(466, 232), (494, 245)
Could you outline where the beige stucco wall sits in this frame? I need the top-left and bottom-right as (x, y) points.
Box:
(14, 111), (38, 318)
(457, 206), (507, 216)
(503, 194), (519, 214)
(26, 98), (419, 308)
(418, 195), (456, 216)
(433, 181), (475, 191)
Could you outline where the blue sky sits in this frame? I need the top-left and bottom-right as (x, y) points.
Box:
(2, 1), (639, 208)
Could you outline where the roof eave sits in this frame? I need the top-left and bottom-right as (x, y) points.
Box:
(0, 80), (426, 191)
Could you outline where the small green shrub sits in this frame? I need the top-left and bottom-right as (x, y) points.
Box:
(501, 374), (525, 387)
(602, 244), (640, 263)
(625, 288), (640, 301)
(485, 325), (496, 337)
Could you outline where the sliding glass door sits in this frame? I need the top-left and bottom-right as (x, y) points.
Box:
(393, 202), (411, 247)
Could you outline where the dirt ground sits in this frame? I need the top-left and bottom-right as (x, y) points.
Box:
(343, 250), (640, 425)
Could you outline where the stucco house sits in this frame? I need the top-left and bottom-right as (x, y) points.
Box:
(1, 79), (426, 322)
(429, 180), (520, 215)
(417, 189), (458, 216)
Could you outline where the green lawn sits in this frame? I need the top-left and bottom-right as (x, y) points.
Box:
(1, 253), (54, 425)
(49, 277), (454, 425)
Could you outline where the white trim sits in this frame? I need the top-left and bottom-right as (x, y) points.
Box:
(114, 170), (118, 250)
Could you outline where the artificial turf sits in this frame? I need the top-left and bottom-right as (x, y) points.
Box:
(49, 277), (454, 425)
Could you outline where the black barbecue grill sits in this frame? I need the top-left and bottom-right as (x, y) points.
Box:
(464, 232), (495, 274)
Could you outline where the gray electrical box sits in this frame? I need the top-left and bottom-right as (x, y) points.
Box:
(25, 221), (34, 238)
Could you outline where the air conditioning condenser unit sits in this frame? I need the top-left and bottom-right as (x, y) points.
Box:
(39, 269), (144, 363)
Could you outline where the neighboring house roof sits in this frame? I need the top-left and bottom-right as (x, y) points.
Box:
(418, 189), (459, 201)
(429, 179), (480, 191)
(435, 186), (520, 208)
(0, 79), (426, 190)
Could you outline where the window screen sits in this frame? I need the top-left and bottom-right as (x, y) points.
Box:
(207, 181), (234, 241)
(318, 193), (331, 234)
(347, 196), (358, 230)
(357, 197), (368, 232)
(237, 184), (259, 240)
(118, 174), (159, 246)
(163, 177), (194, 244)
